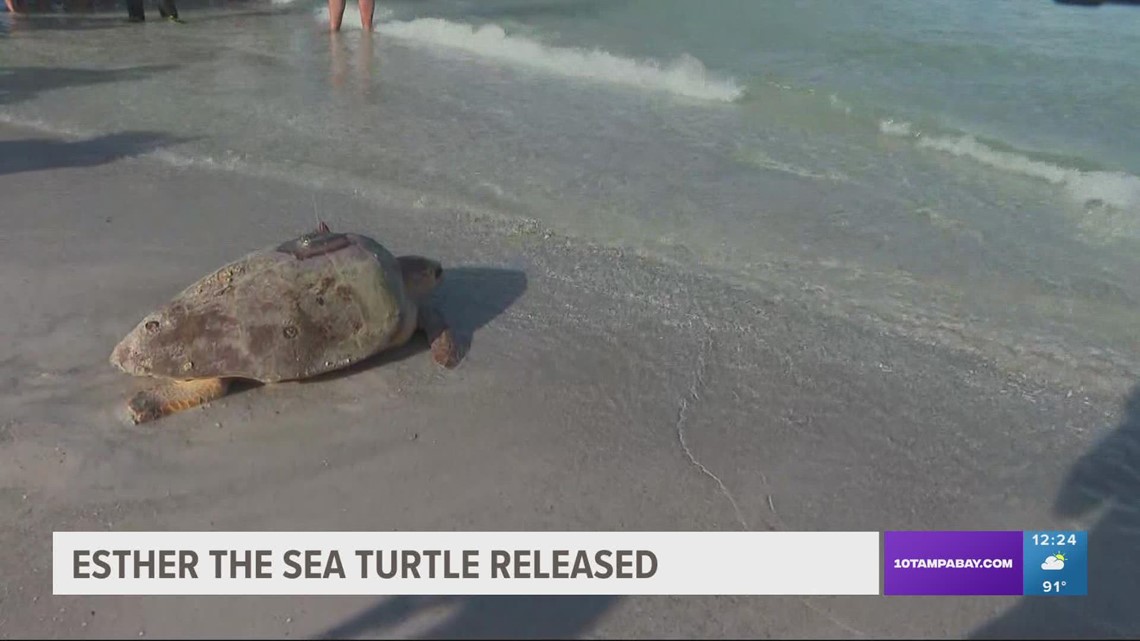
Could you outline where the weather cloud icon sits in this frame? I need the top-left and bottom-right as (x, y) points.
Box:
(1041, 554), (1066, 571)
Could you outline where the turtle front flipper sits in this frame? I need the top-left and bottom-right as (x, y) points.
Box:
(127, 378), (231, 424)
(417, 305), (461, 369)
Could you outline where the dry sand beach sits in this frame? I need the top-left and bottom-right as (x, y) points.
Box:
(3, 0), (1140, 638)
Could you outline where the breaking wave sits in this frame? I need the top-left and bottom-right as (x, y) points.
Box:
(358, 17), (745, 102)
(880, 119), (1140, 210)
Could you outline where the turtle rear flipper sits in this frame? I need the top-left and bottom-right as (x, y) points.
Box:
(128, 378), (230, 424)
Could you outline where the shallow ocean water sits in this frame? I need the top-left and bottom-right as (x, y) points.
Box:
(1, 0), (1137, 393)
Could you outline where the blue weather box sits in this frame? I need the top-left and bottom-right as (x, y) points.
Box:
(1022, 531), (1087, 596)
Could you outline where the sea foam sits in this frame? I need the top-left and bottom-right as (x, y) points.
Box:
(313, 12), (744, 103)
(880, 119), (1140, 211)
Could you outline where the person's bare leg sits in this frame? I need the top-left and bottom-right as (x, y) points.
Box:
(358, 0), (375, 32)
(327, 0), (345, 32)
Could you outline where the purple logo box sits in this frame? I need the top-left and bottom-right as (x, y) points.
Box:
(884, 531), (1024, 596)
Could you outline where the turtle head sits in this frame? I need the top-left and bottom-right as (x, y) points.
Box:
(397, 255), (444, 302)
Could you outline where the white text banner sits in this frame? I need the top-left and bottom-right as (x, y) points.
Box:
(53, 531), (881, 596)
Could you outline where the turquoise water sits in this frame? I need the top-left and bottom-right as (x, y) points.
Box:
(385, 0), (1140, 175)
(1, 0), (1138, 389)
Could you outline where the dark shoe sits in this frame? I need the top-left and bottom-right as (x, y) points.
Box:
(156, 0), (178, 19)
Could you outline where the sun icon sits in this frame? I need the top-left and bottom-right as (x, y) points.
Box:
(1053, 553), (1066, 562)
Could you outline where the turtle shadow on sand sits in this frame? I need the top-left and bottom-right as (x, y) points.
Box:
(301, 266), (528, 384)
(970, 383), (1140, 639)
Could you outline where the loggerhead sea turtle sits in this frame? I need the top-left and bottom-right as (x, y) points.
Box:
(109, 222), (460, 424)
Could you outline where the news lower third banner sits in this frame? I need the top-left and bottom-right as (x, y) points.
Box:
(53, 532), (880, 596)
(52, 530), (1088, 596)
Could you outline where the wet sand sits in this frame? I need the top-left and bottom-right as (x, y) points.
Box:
(0, 122), (1137, 639)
